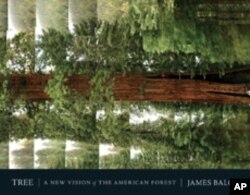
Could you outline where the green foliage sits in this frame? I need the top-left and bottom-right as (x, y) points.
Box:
(71, 20), (146, 74)
(37, 29), (71, 73)
(98, 111), (131, 145)
(89, 70), (114, 108)
(0, 80), (9, 110)
(36, 17), (247, 79)
(6, 32), (35, 73)
(32, 98), (94, 141)
(227, 25), (250, 63)
(0, 112), (34, 142)
(124, 103), (250, 168)
(45, 72), (69, 106)
(125, 0), (250, 65)
(0, 113), (11, 142)
(9, 115), (34, 141)
(38, 25), (136, 141)
(0, 36), (7, 75)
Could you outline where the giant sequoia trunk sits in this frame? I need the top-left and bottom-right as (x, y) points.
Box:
(4, 74), (250, 105)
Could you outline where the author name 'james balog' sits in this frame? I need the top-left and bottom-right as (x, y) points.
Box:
(187, 179), (230, 188)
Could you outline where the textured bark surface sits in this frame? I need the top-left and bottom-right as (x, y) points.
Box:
(5, 74), (250, 104)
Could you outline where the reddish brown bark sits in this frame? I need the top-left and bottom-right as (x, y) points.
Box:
(4, 74), (250, 105)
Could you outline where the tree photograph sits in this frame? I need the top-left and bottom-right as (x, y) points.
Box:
(0, 0), (249, 169)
